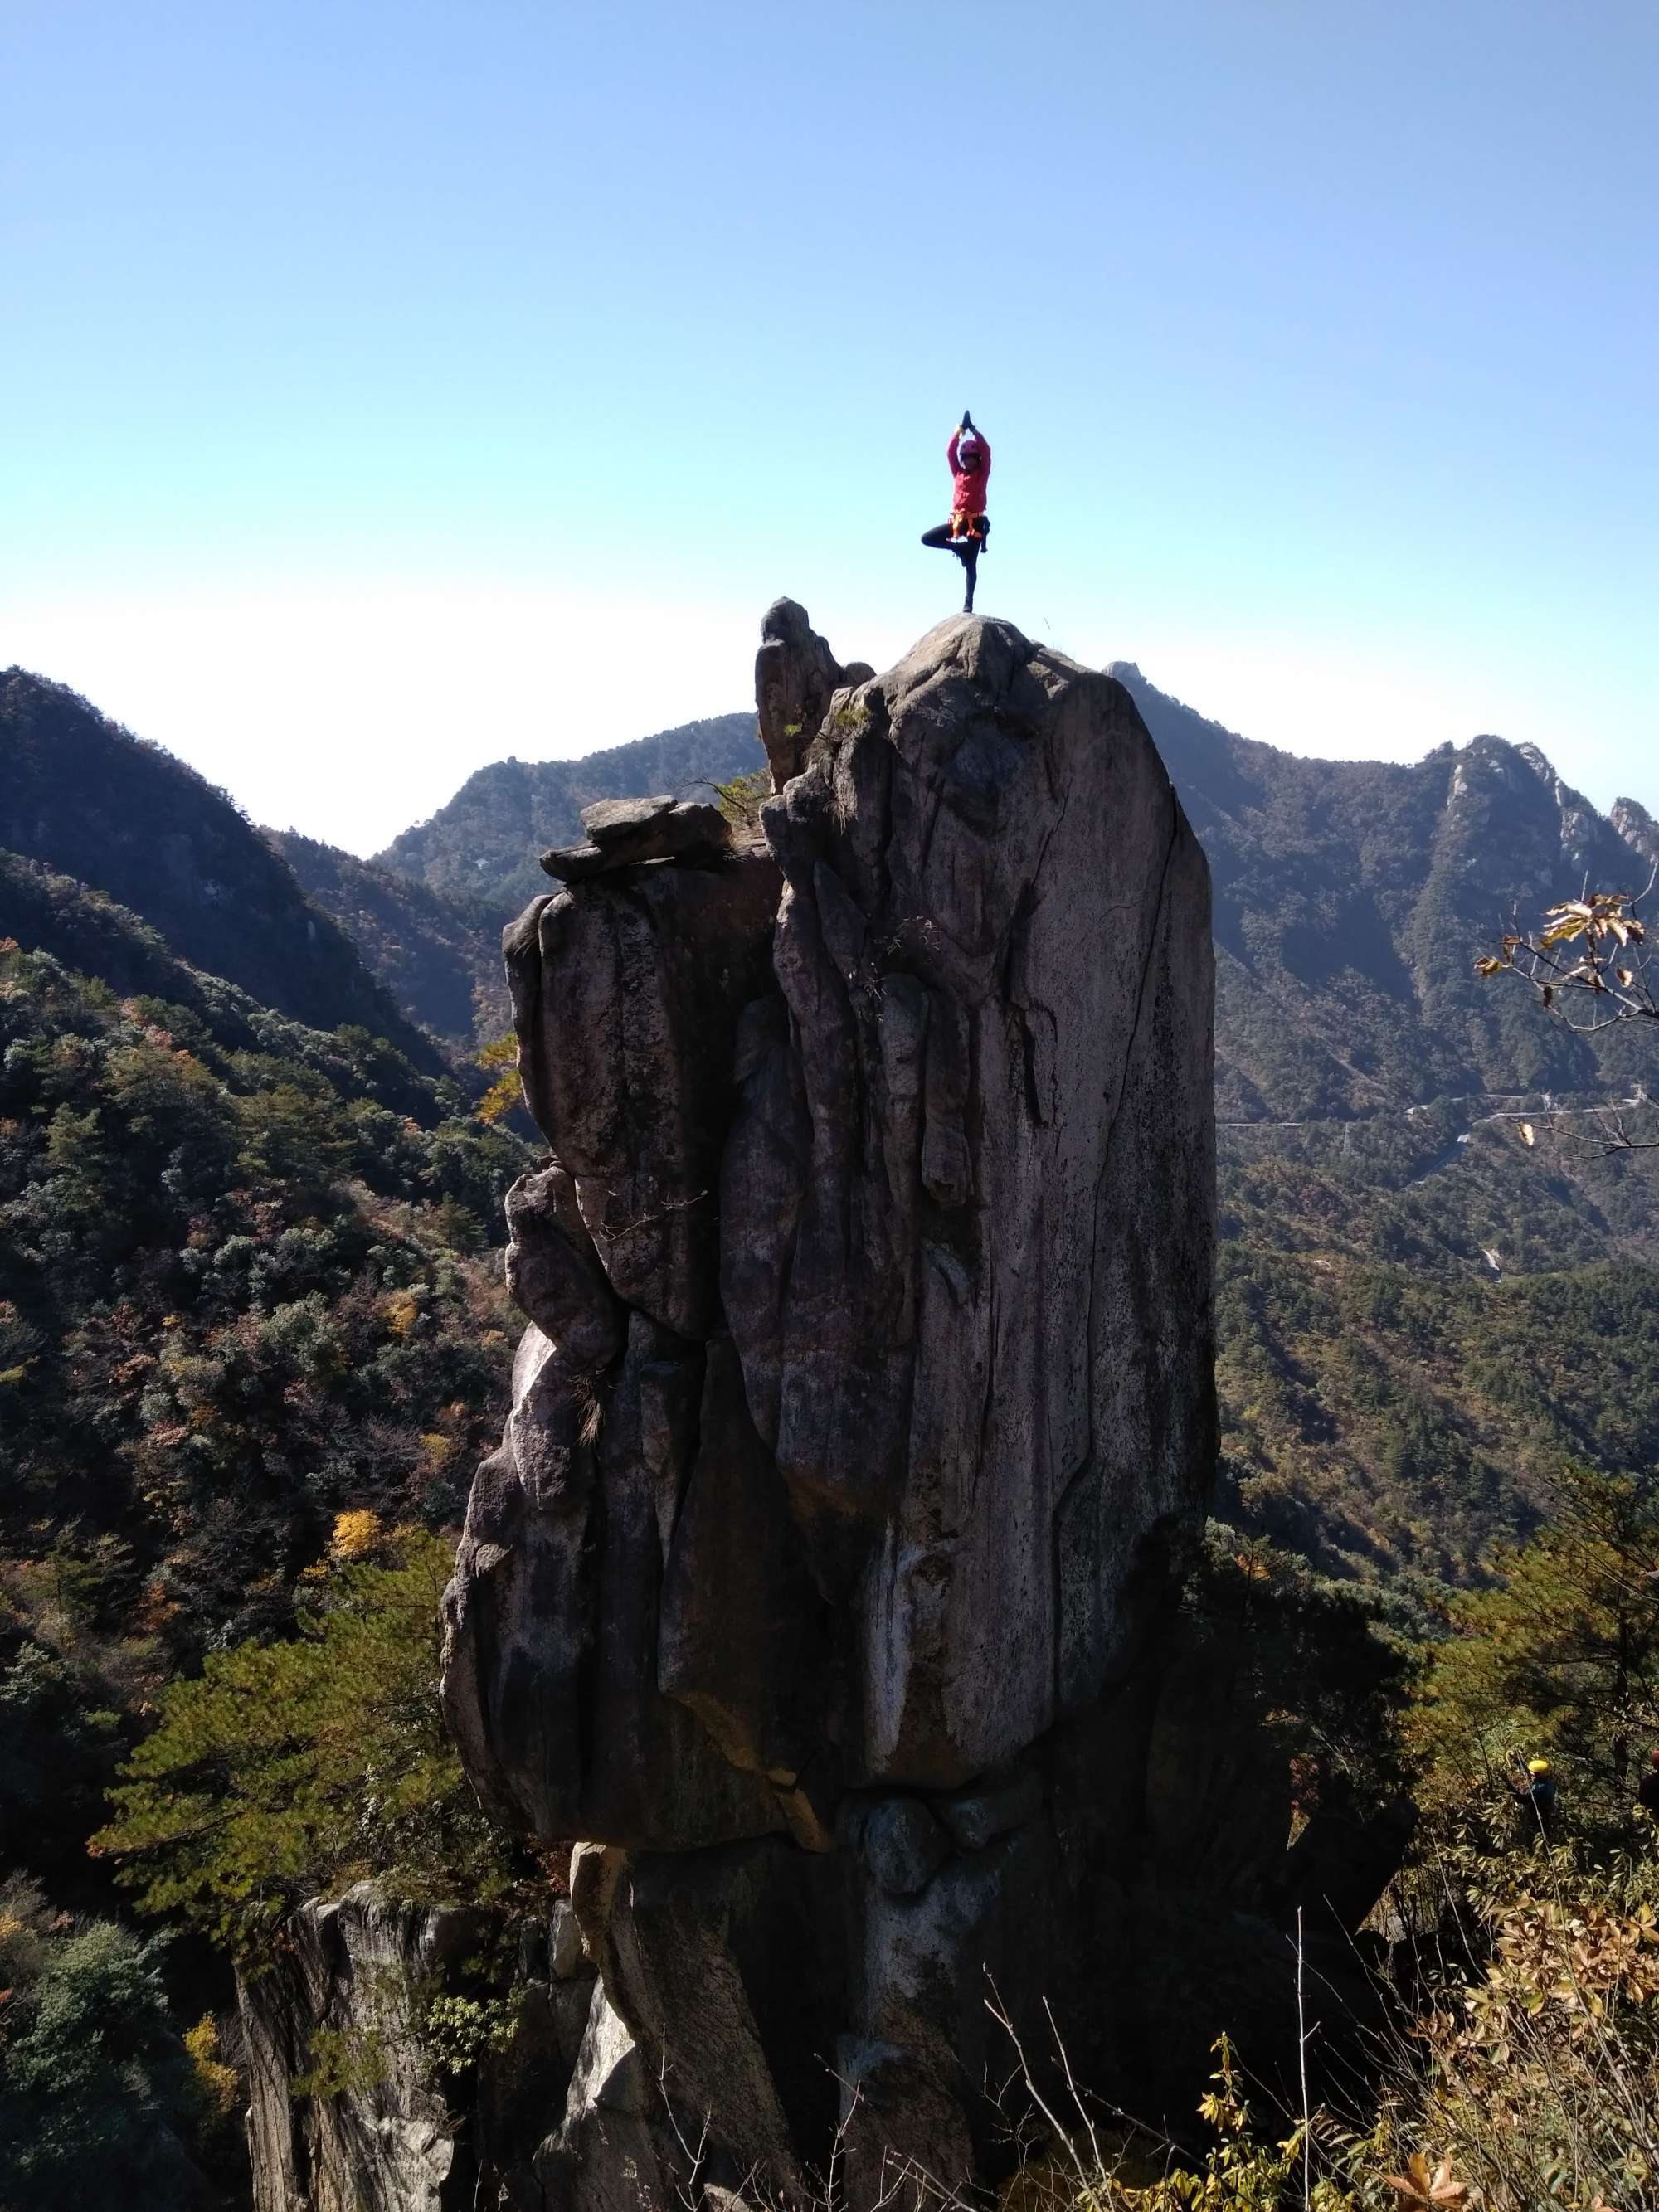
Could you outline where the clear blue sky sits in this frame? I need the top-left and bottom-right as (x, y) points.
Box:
(4, 0), (1656, 853)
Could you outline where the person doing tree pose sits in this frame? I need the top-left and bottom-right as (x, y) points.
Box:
(921, 411), (991, 613)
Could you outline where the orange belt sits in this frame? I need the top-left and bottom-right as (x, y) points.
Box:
(951, 512), (988, 542)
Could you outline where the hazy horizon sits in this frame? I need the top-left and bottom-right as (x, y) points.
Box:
(11, 626), (1653, 868)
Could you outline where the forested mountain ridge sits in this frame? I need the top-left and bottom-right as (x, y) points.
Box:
(0, 918), (532, 2198)
(361, 665), (1657, 1123)
(0, 668), (447, 1076)
(1084, 670), (1659, 1577)
(0, 868), (533, 1830)
(0, 850), (459, 1123)
(1112, 664), (1656, 1121)
(270, 831), (513, 1051)
(0, 722), (536, 2200)
(373, 709), (763, 910)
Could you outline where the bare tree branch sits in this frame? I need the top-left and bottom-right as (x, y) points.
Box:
(1477, 871), (1659, 1035)
(1477, 874), (1659, 1150)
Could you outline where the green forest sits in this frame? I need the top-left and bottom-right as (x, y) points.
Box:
(0, 928), (532, 2205)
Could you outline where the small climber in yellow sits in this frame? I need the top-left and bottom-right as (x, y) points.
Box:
(1516, 1755), (1557, 1840)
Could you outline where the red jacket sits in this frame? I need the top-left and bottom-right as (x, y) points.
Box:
(947, 427), (991, 517)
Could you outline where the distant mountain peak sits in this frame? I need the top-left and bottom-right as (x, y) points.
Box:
(357, 652), (1655, 1122)
(1509, 741), (1603, 869)
(1612, 797), (1659, 873)
(1093, 661), (1653, 1121)
(375, 710), (762, 911)
(0, 667), (445, 1071)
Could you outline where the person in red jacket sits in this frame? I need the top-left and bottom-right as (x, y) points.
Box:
(921, 411), (991, 613)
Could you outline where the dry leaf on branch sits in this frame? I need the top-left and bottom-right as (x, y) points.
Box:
(1385, 2152), (1470, 2206)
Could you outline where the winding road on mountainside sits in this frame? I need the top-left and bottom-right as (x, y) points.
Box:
(1220, 1087), (1652, 1139)
(1221, 1088), (1655, 1196)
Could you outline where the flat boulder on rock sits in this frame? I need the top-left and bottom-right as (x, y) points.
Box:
(542, 799), (734, 882)
(581, 794), (677, 844)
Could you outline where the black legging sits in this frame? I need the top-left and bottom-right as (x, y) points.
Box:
(922, 523), (981, 613)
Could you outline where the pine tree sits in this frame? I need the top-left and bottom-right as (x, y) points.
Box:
(92, 1529), (518, 1955)
(1418, 1464), (1659, 1830)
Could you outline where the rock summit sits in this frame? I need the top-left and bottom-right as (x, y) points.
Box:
(440, 604), (1233, 2203)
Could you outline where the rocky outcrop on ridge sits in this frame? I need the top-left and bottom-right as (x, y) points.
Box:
(753, 596), (873, 789)
(1613, 795), (1659, 874)
(428, 606), (1405, 2208)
